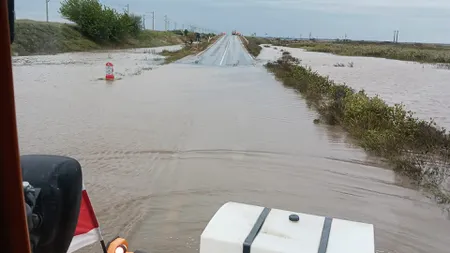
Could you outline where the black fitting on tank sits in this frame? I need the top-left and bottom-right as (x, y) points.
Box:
(289, 214), (299, 222)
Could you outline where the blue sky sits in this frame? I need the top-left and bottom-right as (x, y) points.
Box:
(15, 0), (450, 43)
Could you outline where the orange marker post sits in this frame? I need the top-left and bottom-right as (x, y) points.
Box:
(105, 62), (115, 80)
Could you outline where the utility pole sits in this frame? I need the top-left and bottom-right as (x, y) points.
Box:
(125, 4), (130, 14)
(151, 11), (155, 30)
(46, 0), (50, 22)
(174, 22), (177, 30)
(142, 15), (145, 29)
(393, 30), (399, 43)
(164, 15), (168, 31)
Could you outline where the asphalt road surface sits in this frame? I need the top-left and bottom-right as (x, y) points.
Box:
(178, 35), (254, 66)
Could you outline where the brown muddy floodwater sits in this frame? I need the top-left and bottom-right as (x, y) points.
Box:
(13, 37), (450, 253)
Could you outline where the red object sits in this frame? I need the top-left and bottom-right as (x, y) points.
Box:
(0, 1), (33, 253)
(67, 185), (104, 253)
(105, 62), (114, 80)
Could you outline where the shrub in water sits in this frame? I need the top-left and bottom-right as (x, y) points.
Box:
(265, 53), (450, 203)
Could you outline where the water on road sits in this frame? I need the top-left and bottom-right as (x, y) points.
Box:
(179, 36), (254, 66)
(14, 35), (450, 253)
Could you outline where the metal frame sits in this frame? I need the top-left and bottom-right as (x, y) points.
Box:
(0, 1), (31, 252)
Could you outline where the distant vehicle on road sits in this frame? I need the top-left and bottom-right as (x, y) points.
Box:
(231, 30), (241, 36)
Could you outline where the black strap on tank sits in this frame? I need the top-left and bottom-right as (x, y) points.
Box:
(243, 207), (271, 253)
(317, 217), (333, 253)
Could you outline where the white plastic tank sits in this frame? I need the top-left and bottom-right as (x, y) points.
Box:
(200, 202), (374, 253)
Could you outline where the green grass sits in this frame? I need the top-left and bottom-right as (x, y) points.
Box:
(285, 40), (450, 64)
(125, 30), (184, 48)
(11, 19), (183, 56)
(160, 36), (220, 64)
(243, 36), (271, 57)
(265, 52), (450, 205)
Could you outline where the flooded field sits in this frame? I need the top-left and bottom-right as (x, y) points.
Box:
(13, 38), (450, 253)
(259, 45), (450, 130)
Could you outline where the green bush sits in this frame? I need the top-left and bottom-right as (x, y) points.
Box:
(171, 30), (184, 36)
(59, 0), (142, 43)
(286, 40), (450, 64)
(265, 52), (450, 203)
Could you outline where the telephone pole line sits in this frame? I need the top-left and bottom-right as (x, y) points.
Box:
(393, 30), (399, 43)
(151, 11), (155, 30)
(142, 15), (145, 29)
(46, 0), (50, 22)
(164, 15), (168, 30)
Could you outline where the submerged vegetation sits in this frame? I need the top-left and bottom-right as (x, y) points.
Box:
(265, 52), (450, 204)
(285, 40), (450, 64)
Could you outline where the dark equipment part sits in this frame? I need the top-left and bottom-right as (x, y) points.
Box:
(8, 0), (14, 43)
(23, 181), (43, 249)
(21, 155), (84, 253)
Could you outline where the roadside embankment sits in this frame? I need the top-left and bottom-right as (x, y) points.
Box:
(265, 51), (450, 204)
(160, 35), (221, 64)
(12, 19), (183, 56)
(242, 36), (271, 57)
(284, 40), (450, 64)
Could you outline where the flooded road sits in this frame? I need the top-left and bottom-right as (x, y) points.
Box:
(14, 36), (450, 253)
(179, 35), (254, 66)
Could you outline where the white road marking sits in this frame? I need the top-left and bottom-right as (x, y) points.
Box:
(219, 37), (231, 66)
